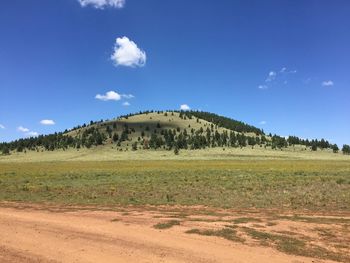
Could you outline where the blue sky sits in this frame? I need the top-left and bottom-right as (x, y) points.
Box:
(0, 0), (349, 145)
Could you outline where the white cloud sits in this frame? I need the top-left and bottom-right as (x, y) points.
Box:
(0, 124), (5, 129)
(180, 104), (190, 111)
(95, 91), (121, 101)
(280, 67), (296, 74)
(259, 121), (267, 125)
(322, 80), (334, 87)
(26, 131), (39, 137)
(121, 94), (134, 99)
(78, 0), (125, 9)
(40, 119), (55, 125)
(17, 126), (39, 137)
(261, 67), (297, 88)
(111, 37), (146, 67)
(18, 126), (29, 133)
(122, 101), (130, 106)
(265, 71), (276, 82)
(258, 85), (268, 90)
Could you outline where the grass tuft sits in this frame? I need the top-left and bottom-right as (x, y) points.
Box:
(153, 220), (180, 229)
(266, 222), (278, 226)
(232, 217), (263, 224)
(243, 227), (349, 262)
(277, 215), (350, 224)
(186, 228), (245, 243)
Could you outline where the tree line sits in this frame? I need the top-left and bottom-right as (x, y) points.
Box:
(1, 110), (349, 155)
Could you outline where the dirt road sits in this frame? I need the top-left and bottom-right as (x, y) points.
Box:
(0, 203), (347, 263)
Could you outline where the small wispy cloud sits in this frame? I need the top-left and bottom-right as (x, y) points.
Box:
(259, 121), (267, 125)
(95, 91), (121, 101)
(280, 67), (296, 74)
(259, 67), (297, 90)
(322, 80), (334, 87)
(17, 126), (39, 137)
(18, 126), (29, 133)
(258, 85), (268, 90)
(40, 119), (55, 125)
(78, 0), (125, 9)
(121, 94), (134, 99)
(111, 37), (146, 68)
(26, 131), (39, 137)
(0, 124), (5, 129)
(95, 91), (135, 105)
(265, 71), (277, 82)
(180, 104), (190, 111)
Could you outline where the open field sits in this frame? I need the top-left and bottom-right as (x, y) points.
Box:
(0, 159), (350, 210)
(1, 146), (350, 162)
(1, 158), (349, 262)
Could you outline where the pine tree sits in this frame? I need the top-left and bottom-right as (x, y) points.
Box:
(2, 146), (10, 155)
(112, 133), (119, 142)
(206, 128), (211, 146)
(342, 144), (350, 155)
(332, 144), (339, 153)
(132, 142), (138, 151)
(229, 131), (236, 147)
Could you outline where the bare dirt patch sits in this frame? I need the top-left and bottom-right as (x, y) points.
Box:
(0, 202), (349, 263)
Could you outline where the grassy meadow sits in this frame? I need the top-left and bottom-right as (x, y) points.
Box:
(1, 145), (349, 163)
(1, 159), (349, 211)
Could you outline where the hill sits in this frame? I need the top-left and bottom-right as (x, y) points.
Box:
(0, 110), (348, 156)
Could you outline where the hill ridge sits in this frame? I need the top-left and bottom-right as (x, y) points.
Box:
(1, 110), (348, 155)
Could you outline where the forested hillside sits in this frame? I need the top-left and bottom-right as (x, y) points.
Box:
(1, 110), (348, 155)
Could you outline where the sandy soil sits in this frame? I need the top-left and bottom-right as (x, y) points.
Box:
(0, 203), (348, 263)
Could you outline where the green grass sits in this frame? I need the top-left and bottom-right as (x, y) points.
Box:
(266, 222), (278, 226)
(153, 220), (180, 229)
(243, 227), (349, 262)
(313, 227), (337, 239)
(277, 215), (350, 224)
(232, 217), (263, 224)
(186, 228), (245, 242)
(0, 160), (350, 211)
(159, 212), (188, 219)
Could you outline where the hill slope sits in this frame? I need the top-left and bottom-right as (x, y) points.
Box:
(0, 110), (346, 155)
(66, 110), (263, 149)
